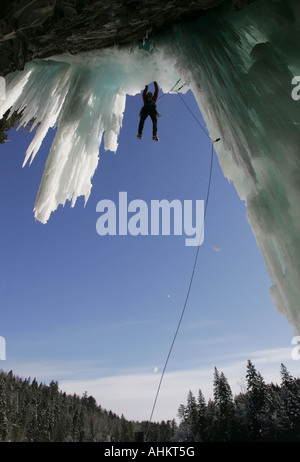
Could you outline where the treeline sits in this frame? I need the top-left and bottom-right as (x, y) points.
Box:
(0, 370), (176, 442)
(177, 360), (300, 442)
(1, 361), (299, 442)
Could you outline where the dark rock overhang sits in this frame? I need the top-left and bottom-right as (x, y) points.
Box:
(0, 0), (257, 76)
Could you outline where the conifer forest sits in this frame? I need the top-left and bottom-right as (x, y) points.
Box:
(0, 360), (299, 442)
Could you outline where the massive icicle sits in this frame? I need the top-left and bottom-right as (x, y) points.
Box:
(0, 48), (184, 223)
(1, 0), (300, 335)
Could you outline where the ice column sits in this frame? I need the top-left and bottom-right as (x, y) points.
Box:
(164, 0), (300, 335)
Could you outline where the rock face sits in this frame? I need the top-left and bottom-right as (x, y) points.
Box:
(0, 0), (257, 76)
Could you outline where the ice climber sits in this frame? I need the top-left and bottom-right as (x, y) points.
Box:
(137, 81), (159, 141)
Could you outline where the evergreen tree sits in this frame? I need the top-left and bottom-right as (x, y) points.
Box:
(177, 403), (186, 422)
(245, 360), (267, 441)
(233, 392), (250, 441)
(0, 391), (8, 441)
(158, 420), (174, 442)
(120, 414), (134, 442)
(177, 404), (189, 441)
(263, 383), (288, 441)
(213, 368), (234, 441)
(197, 390), (207, 441)
(203, 399), (218, 442)
(177, 391), (200, 442)
(185, 390), (199, 441)
(280, 363), (300, 439)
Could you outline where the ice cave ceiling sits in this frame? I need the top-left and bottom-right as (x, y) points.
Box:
(0, 0), (257, 76)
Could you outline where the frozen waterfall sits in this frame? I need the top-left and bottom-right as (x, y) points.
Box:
(1, 0), (300, 336)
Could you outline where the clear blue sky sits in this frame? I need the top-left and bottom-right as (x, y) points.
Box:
(0, 88), (298, 422)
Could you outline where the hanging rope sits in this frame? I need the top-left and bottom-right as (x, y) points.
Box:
(157, 79), (182, 100)
(158, 79), (220, 144)
(144, 86), (220, 442)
